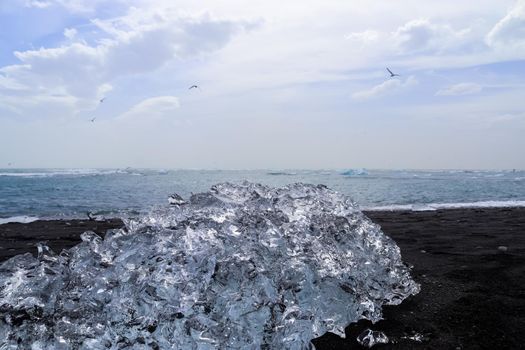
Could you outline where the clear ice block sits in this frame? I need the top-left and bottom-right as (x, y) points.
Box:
(0, 182), (419, 349)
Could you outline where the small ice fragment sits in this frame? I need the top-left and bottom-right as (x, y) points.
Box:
(80, 231), (101, 243)
(168, 193), (187, 206)
(498, 246), (508, 252)
(402, 332), (427, 342)
(357, 329), (389, 348)
(341, 168), (368, 176)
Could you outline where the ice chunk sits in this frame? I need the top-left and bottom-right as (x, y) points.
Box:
(168, 193), (187, 206)
(401, 332), (428, 342)
(341, 168), (368, 176)
(0, 182), (419, 349)
(357, 329), (389, 348)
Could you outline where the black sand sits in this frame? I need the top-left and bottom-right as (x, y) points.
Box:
(0, 218), (123, 260)
(1, 208), (524, 349)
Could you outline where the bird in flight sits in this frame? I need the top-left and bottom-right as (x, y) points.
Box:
(386, 68), (400, 78)
(189, 85), (200, 90)
(99, 97), (106, 103)
(90, 117), (96, 122)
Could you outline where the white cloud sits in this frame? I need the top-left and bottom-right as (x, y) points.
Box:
(393, 19), (473, 54)
(352, 76), (418, 100)
(118, 95), (180, 121)
(344, 16), (485, 71)
(23, 0), (109, 13)
(0, 72), (26, 91)
(24, 0), (52, 8)
(486, 0), (525, 49)
(345, 30), (380, 43)
(436, 82), (483, 96)
(63, 27), (77, 39)
(491, 112), (525, 124)
(0, 9), (254, 118)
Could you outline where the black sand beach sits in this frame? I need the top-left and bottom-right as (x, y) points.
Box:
(1, 208), (524, 349)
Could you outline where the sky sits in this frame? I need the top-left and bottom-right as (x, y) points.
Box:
(0, 0), (524, 169)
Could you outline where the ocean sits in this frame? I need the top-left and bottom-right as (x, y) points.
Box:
(0, 168), (524, 223)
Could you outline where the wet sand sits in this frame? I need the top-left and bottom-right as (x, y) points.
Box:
(1, 208), (524, 349)
(0, 218), (123, 260)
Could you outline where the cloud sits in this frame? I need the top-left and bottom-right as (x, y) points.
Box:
(13, 11), (249, 81)
(0, 9), (254, 118)
(436, 82), (483, 96)
(492, 112), (525, 123)
(352, 76), (418, 100)
(486, 0), (525, 49)
(393, 19), (472, 54)
(345, 30), (380, 43)
(118, 96), (180, 121)
(344, 17), (480, 68)
(24, 0), (52, 8)
(63, 27), (77, 39)
(0, 71), (26, 91)
(23, 0), (109, 13)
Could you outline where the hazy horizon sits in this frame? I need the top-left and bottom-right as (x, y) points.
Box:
(1, 166), (524, 172)
(1, 1), (525, 169)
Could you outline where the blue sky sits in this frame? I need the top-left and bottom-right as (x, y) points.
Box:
(1, 0), (524, 169)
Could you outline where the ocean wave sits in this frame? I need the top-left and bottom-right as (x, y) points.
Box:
(0, 169), (127, 178)
(0, 215), (39, 224)
(267, 171), (297, 176)
(363, 200), (525, 211)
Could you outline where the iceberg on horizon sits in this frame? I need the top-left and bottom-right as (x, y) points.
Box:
(0, 182), (419, 349)
(341, 168), (369, 176)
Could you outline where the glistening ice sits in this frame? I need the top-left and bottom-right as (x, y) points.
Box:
(0, 182), (419, 349)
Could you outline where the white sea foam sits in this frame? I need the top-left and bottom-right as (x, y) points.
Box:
(363, 200), (525, 211)
(0, 169), (126, 178)
(0, 216), (39, 224)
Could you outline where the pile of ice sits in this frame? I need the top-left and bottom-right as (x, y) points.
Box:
(0, 182), (419, 349)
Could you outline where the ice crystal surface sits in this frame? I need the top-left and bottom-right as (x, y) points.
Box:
(356, 329), (389, 348)
(0, 182), (419, 349)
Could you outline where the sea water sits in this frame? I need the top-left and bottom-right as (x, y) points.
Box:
(0, 168), (524, 221)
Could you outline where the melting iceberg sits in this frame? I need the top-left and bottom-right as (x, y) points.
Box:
(341, 168), (368, 176)
(0, 182), (419, 349)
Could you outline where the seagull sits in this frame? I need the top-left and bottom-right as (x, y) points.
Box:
(189, 85), (200, 90)
(90, 117), (96, 122)
(99, 97), (106, 103)
(386, 68), (400, 78)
